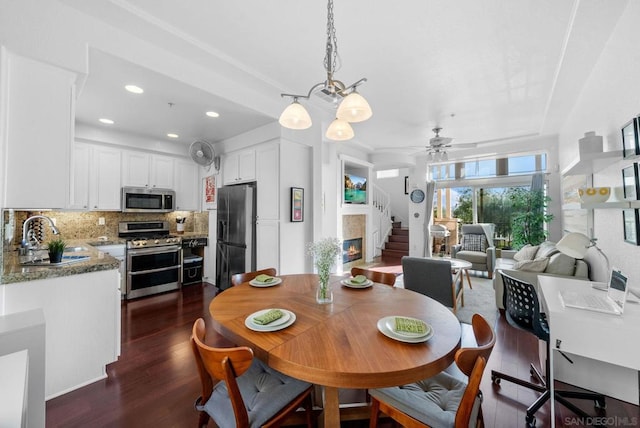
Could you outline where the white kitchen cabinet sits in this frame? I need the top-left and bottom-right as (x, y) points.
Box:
(223, 149), (256, 185)
(256, 143), (280, 221)
(69, 143), (91, 209)
(2, 52), (75, 209)
(91, 145), (122, 210)
(174, 158), (200, 211)
(256, 220), (279, 270)
(1, 269), (120, 399)
(70, 143), (121, 210)
(122, 151), (174, 189)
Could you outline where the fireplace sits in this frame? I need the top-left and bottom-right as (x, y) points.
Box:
(343, 238), (363, 263)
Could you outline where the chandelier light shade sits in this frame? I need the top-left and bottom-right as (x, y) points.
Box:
(278, 99), (312, 130)
(326, 118), (354, 141)
(336, 90), (372, 123)
(279, 0), (371, 141)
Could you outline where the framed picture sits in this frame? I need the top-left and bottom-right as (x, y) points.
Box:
(622, 209), (640, 245)
(622, 164), (640, 200)
(404, 176), (409, 195)
(202, 175), (217, 210)
(622, 118), (639, 158)
(291, 187), (304, 222)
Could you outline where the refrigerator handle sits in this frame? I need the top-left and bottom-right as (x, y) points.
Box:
(218, 220), (226, 241)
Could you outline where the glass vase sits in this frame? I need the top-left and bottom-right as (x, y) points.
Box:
(316, 266), (333, 304)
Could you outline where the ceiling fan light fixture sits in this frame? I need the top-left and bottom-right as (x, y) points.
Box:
(441, 151), (448, 161)
(279, 100), (312, 130)
(326, 118), (354, 141)
(336, 90), (372, 123)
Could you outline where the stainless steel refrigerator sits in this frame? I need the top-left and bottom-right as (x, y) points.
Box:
(215, 183), (256, 290)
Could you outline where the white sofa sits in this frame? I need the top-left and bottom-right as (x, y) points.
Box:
(493, 241), (589, 309)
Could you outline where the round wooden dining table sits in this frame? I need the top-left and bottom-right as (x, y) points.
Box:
(209, 273), (462, 427)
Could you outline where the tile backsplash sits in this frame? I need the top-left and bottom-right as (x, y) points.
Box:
(3, 210), (209, 246)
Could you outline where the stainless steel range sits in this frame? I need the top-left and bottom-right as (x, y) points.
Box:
(119, 221), (182, 299)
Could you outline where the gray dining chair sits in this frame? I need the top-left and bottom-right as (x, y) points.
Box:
(401, 256), (464, 312)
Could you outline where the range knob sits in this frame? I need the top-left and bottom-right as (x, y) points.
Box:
(154, 239), (159, 244)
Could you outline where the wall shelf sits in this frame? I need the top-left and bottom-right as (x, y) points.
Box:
(580, 200), (640, 209)
(562, 150), (622, 176)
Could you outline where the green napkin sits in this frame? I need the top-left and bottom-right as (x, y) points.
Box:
(255, 274), (274, 283)
(253, 309), (284, 325)
(350, 275), (367, 284)
(394, 317), (427, 334)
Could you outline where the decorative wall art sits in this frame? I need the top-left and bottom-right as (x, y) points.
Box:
(622, 163), (640, 200)
(622, 209), (640, 245)
(291, 187), (304, 222)
(622, 117), (639, 159)
(404, 176), (409, 195)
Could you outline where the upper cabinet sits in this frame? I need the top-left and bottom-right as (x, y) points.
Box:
(223, 149), (256, 185)
(122, 151), (174, 189)
(70, 143), (122, 211)
(2, 52), (75, 209)
(174, 158), (200, 211)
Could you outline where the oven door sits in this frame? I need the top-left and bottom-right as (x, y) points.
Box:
(126, 245), (181, 299)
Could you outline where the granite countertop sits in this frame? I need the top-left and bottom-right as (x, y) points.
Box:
(2, 239), (121, 285)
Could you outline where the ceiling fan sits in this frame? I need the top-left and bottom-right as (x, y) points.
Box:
(425, 127), (477, 161)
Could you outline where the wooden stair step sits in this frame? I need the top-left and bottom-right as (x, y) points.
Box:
(391, 228), (409, 236)
(382, 249), (409, 259)
(389, 235), (409, 243)
(385, 241), (409, 251)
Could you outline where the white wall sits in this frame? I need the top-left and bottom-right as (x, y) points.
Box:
(555, 1), (639, 403)
(558, 0), (640, 285)
(374, 169), (410, 226)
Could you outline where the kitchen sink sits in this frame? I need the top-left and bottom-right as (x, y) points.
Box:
(20, 255), (91, 267)
(64, 246), (88, 252)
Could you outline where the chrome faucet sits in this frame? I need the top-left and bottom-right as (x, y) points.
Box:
(21, 215), (60, 250)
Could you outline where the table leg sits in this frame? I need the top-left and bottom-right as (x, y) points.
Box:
(319, 386), (340, 428)
(464, 269), (473, 289)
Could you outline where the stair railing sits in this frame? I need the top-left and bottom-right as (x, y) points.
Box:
(370, 183), (393, 255)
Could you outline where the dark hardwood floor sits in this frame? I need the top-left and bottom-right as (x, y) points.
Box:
(46, 271), (639, 427)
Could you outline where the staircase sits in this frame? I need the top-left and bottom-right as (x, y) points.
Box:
(381, 221), (409, 262)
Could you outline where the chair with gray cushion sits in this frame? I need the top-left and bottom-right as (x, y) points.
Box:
(369, 313), (496, 428)
(452, 224), (496, 279)
(401, 256), (464, 313)
(190, 318), (314, 428)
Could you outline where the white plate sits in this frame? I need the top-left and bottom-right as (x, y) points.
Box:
(341, 278), (373, 288)
(384, 317), (431, 338)
(245, 309), (296, 332)
(249, 277), (282, 287)
(377, 316), (434, 343)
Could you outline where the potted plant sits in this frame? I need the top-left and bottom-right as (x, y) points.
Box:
(47, 238), (66, 264)
(509, 188), (553, 249)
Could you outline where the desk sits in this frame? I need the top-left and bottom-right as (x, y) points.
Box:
(539, 276), (640, 425)
(209, 273), (461, 427)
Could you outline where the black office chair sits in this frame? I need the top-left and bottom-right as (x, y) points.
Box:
(491, 272), (605, 427)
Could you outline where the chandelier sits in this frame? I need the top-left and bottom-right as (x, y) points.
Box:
(278, 0), (372, 141)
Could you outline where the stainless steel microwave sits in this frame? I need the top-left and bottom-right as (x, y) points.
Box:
(121, 187), (175, 213)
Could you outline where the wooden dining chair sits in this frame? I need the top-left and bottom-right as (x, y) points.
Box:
(190, 318), (314, 428)
(350, 267), (396, 286)
(230, 268), (277, 287)
(369, 313), (496, 428)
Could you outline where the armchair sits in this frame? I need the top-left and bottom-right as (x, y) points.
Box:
(452, 224), (496, 279)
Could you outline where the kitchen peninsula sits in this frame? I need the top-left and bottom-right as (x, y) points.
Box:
(1, 241), (121, 399)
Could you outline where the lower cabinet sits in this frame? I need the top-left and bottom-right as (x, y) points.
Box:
(1, 269), (120, 399)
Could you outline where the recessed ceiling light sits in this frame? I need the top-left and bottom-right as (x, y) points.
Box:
(206, 111), (220, 118)
(99, 118), (114, 125)
(125, 85), (144, 94)
(167, 133), (179, 139)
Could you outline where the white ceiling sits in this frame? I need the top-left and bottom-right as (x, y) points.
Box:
(62, 0), (627, 158)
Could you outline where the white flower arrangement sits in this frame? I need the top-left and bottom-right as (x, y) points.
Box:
(307, 237), (342, 302)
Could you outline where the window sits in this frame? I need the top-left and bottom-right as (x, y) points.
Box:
(376, 169), (399, 179)
(430, 153), (547, 182)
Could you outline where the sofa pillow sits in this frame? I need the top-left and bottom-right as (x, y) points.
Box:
(461, 234), (487, 252)
(514, 257), (548, 272)
(536, 241), (559, 259)
(545, 252), (576, 276)
(514, 244), (539, 261)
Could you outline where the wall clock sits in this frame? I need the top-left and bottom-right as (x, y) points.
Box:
(410, 189), (425, 203)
